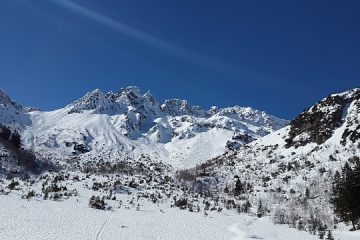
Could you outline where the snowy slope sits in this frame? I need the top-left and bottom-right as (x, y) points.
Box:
(0, 170), (358, 240)
(3, 192), (351, 240)
(199, 87), (360, 231)
(0, 86), (287, 168)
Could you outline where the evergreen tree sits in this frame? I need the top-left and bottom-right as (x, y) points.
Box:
(325, 230), (334, 240)
(318, 224), (327, 239)
(257, 200), (265, 218)
(224, 183), (229, 193)
(305, 187), (310, 199)
(331, 161), (360, 230)
(233, 178), (244, 196)
(10, 130), (21, 148)
(0, 125), (11, 140)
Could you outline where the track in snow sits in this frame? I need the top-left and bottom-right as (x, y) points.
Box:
(96, 210), (114, 240)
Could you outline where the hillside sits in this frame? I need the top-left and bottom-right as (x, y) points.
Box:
(191, 87), (360, 232)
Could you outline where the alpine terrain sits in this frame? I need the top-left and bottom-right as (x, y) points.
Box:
(0, 86), (359, 240)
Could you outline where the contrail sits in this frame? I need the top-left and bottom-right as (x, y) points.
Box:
(49, 0), (244, 75)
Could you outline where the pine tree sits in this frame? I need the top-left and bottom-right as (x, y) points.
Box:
(257, 200), (265, 218)
(318, 229), (325, 239)
(331, 161), (360, 230)
(234, 178), (244, 196)
(305, 187), (310, 199)
(0, 125), (11, 140)
(224, 183), (229, 193)
(318, 224), (326, 239)
(10, 130), (21, 148)
(325, 230), (334, 240)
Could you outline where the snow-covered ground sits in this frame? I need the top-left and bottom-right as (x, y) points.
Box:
(1, 88), (359, 240)
(3, 193), (358, 240)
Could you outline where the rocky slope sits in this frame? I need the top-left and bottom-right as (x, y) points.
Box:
(0, 90), (30, 127)
(195, 87), (360, 230)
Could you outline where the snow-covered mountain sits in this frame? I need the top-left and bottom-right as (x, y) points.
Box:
(197, 87), (360, 230)
(1, 87), (360, 239)
(0, 86), (287, 168)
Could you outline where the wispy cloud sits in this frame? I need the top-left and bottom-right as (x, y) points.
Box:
(49, 0), (243, 75)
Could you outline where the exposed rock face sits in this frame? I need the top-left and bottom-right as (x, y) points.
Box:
(73, 142), (91, 154)
(0, 90), (23, 111)
(226, 133), (255, 150)
(161, 99), (206, 117)
(285, 88), (360, 148)
(67, 89), (109, 114)
(341, 95), (360, 145)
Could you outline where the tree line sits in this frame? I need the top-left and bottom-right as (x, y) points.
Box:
(331, 158), (360, 230)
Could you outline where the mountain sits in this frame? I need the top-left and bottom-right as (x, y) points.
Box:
(0, 89), (30, 127)
(1, 87), (360, 239)
(0, 86), (288, 169)
(196, 87), (360, 230)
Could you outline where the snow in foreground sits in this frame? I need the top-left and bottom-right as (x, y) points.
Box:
(1, 195), (358, 240)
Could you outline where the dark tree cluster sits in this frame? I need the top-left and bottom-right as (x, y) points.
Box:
(0, 124), (21, 149)
(233, 178), (253, 196)
(0, 124), (40, 172)
(331, 161), (360, 230)
(0, 124), (11, 140)
(89, 195), (106, 210)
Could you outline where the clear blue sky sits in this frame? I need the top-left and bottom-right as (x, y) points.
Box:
(0, 0), (359, 119)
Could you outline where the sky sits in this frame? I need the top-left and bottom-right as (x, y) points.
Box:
(0, 0), (359, 119)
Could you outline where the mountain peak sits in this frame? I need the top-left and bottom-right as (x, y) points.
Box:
(329, 87), (360, 98)
(0, 89), (23, 111)
(67, 89), (108, 114)
(0, 89), (30, 126)
(161, 99), (206, 117)
(285, 87), (360, 148)
(119, 86), (142, 95)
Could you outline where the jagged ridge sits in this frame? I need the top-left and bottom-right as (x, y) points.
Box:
(0, 86), (288, 168)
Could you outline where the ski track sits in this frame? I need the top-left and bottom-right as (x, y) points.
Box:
(96, 210), (114, 240)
